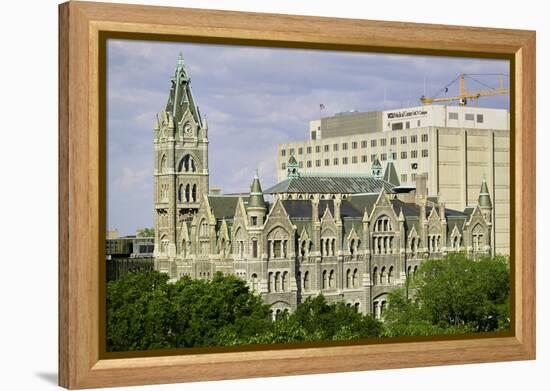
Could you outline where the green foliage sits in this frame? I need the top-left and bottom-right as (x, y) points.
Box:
(107, 254), (509, 351)
(107, 271), (271, 351)
(290, 295), (382, 341)
(383, 253), (510, 337)
(107, 272), (383, 351)
(136, 227), (155, 237)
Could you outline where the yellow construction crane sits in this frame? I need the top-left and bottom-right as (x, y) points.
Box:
(420, 73), (509, 106)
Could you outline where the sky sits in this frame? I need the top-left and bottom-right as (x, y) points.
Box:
(106, 39), (509, 236)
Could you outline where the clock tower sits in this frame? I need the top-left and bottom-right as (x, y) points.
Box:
(153, 53), (209, 270)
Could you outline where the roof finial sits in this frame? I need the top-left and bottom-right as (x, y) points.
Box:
(177, 52), (184, 66)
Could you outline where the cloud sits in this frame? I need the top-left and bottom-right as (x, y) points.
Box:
(106, 39), (509, 235)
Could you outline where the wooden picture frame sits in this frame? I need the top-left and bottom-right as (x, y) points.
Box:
(58, 1), (536, 389)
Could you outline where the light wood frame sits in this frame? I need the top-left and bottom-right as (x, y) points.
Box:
(59, 1), (536, 389)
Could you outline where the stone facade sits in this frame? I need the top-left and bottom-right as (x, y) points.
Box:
(153, 55), (492, 318)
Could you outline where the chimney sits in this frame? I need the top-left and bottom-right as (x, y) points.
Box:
(415, 173), (428, 204)
(311, 194), (320, 223)
(333, 194), (342, 222)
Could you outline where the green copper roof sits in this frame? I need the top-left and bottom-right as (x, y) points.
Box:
(248, 173), (266, 209)
(478, 179), (492, 208)
(383, 161), (401, 187)
(264, 174), (394, 195)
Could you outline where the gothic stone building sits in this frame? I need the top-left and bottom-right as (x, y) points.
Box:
(153, 55), (492, 318)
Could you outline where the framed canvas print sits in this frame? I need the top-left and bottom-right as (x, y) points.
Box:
(58, 1), (536, 389)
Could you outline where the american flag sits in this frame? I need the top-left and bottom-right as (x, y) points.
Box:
(319, 103), (325, 110)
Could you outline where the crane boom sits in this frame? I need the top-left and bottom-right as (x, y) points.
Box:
(420, 73), (509, 106)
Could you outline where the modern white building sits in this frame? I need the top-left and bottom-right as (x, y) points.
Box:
(277, 105), (510, 255)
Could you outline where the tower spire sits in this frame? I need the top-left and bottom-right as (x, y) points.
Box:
(478, 178), (492, 208)
(248, 172), (265, 209)
(177, 52), (185, 68)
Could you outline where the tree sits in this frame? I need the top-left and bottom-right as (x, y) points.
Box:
(383, 253), (510, 337)
(290, 295), (382, 341)
(136, 227), (155, 237)
(107, 272), (383, 351)
(106, 271), (174, 351)
(107, 271), (272, 351)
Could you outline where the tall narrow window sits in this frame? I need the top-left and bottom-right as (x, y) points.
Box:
(251, 274), (258, 291)
(275, 272), (281, 292)
(252, 239), (258, 258)
(329, 270), (335, 288)
(160, 155), (167, 173)
(192, 184), (197, 202)
(303, 271), (309, 291)
(185, 184), (190, 202)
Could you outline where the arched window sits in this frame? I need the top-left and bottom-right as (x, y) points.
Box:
(352, 268), (358, 288)
(388, 266), (394, 284)
(282, 271), (288, 292)
(380, 267), (386, 285)
(322, 270), (327, 289)
(410, 237), (416, 254)
(251, 239), (258, 258)
(354, 302), (360, 312)
(185, 184), (190, 202)
(177, 154), (197, 173)
(452, 235), (460, 250)
(234, 228), (245, 259)
(251, 273), (258, 291)
(160, 235), (169, 254)
(192, 184), (197, 202)
(373, 301), (379, 319)
(346, 269), (351, 288)
(373, 215), (394, 255)
(303, 271), (310, 291)
(267, 227), (289, 259)
(329, 270), (335, 288)
(275, 272), (281, 292)
(220, 238), (226, 258)
(160, 154), (167, 173)
(372, 267), (378, 286)
(178, 184), (183, 202)
(350, 239), (355, 255)
(199, 219), (209, 237)
(472, 224), (485, 251)
(268, 272), (273, 292)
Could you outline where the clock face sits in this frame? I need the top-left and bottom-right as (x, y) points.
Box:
(183, 122), (192, 136)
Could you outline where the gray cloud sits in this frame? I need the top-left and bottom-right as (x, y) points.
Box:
(106, 39), (509, 236)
